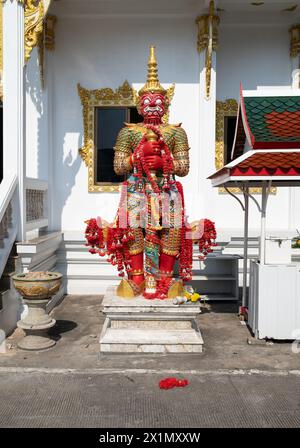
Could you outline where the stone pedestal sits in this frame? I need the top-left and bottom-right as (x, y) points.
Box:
(13, 271), (62, 351)
(100, 286), (204, 354)
(17, 298), (56, 350)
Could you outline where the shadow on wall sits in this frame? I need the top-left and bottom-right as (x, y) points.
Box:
(26, 47), (82, 229)
(26, 49), (44, 180)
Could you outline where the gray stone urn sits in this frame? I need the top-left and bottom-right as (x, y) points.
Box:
(12, 271), (62, 350)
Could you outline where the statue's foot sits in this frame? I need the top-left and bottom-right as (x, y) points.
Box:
(116, 278), (145, 298)
(143, 291), (157, 300)
(167, 279), (184, 298)
(156, 278), (184, 300)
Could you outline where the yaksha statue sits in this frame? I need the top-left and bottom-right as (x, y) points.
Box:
(85, 46), (216, 299)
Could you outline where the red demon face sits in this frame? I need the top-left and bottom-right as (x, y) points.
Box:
(140, 93), (166, 119)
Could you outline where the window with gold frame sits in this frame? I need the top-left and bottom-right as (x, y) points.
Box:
(78, 80), (174, 192)
(215, 99), (276, 195)
(77, 81), (138, 192)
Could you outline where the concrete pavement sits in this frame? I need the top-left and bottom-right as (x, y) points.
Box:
(0, 369), (299, 428)
(0, 295), (299, 428)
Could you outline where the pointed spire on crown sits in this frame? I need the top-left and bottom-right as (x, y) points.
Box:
(138, 45), (167, 96)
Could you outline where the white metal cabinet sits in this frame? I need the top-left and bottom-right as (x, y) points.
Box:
(248, 260), (300, 340)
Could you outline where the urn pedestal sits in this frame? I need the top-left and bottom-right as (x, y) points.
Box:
(12, 272), (62, 351)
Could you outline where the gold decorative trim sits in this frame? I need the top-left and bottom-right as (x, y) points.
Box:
(24, 0), (44, 63)
(215, 99), (276, 195)
(77, 80), (175, 193)
(196, 0), (220, 99)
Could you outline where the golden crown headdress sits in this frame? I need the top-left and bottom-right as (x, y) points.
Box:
(138, 46), (167, 96)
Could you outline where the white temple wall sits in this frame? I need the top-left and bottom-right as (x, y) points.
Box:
(47, 16), (300, 236)
(50, 16), (200, 233)
(217, 23), (291, 99)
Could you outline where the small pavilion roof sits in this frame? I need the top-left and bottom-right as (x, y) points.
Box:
(209, 86), (300, 188)
(231, 86), (300, 159)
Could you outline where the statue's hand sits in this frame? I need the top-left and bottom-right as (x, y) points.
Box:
(144, 155), (163, 170)
(141, 141), (161, 156)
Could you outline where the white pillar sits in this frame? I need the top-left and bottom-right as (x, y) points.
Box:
(291, 57), (300, 89)
(292, 64), (300, 89)
(3, 0), (26, 241)
(259, 182), (267, 265)
(198, 51), (217, 218)
(242, 186), (249, 308)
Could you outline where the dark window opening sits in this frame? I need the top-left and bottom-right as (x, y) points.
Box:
(224, 116), (237, 164)
(95, 106), (143, 184)
(129, 107), (143, 124)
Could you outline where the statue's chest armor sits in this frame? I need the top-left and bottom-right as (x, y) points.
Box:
(129, 125), (175, 152)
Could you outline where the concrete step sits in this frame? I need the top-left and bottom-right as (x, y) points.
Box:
(17, 231), (62, 272)
(100, 328), (203, 353)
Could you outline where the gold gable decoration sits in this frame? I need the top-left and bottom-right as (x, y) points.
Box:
(11, 0), (56, 76)
(24, 0), (44, 63)
(215, 99), (276, 195)
(77, 80), (175, 192)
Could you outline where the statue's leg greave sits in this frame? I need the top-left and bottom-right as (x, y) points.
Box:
(128, 228), (145, 287)
(160, 228), (182, 270)
(157, 228), (182, 297)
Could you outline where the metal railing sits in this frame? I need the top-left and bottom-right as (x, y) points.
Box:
(25, 177), (48, 232)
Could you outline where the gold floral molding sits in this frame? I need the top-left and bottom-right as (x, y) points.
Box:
(77, 80), (175, 193)
(215, 99), (276, 195)
(196, 0), (220, 99)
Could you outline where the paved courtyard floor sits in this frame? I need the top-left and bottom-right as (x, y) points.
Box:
(0, 295), (299, 428)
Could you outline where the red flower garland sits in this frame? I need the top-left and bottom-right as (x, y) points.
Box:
(198, 219), (217, 261)
(159, 377), (189, 390)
